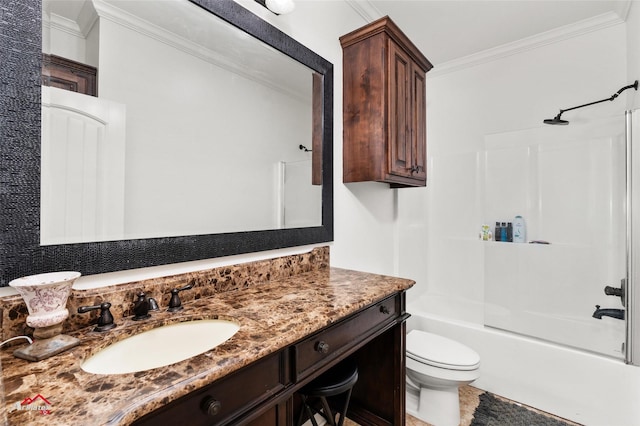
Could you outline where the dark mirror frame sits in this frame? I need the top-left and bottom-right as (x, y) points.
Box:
(0, 0), (333, 286)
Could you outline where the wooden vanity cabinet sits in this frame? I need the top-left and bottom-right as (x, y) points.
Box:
(340, 16), (433, 188)
(133, 292), (408, 426)
(133, 350), (290, 426)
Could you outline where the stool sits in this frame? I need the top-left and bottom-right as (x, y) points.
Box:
(296, 358), (359, 426)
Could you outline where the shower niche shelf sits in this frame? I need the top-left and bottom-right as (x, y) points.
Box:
(340, 16), (433, 188)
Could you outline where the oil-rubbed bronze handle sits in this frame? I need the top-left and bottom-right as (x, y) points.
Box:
(380, 305), (390, 315)
(167, 283), (194, 312)
(315, 341), (330, 354)
(77, 302), (116, 332)
(201, 396), (222, 417)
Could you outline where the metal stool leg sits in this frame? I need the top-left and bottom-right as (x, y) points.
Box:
(297, 395), (321, 426)
(319, 396), (336, 426)
(336, 387), (353, 426)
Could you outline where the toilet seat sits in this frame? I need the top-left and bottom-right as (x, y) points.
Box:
(406, 330), (480, 371)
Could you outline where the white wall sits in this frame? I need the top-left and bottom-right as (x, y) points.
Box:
(97, 16), (313, 238)
(399, 21), (629, 308)
(216, 0), (399, 276)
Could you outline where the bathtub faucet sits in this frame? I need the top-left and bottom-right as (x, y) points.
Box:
(592, 305), (625, 320)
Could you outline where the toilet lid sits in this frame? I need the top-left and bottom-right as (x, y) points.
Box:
(406, 330), (480, 371)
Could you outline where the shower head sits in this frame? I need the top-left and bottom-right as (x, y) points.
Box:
(543, 114), (569, 125)
(543, 80), (638, 125)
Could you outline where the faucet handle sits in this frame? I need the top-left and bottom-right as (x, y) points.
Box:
(604, 279), (626, 306)
(78, 302), (116, 332)
(168, 283), (194, 312)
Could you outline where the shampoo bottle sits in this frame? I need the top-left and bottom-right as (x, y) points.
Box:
(513, 215), (526, 243)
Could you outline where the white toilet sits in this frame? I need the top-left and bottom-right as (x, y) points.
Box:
(405, 330), (480, 426)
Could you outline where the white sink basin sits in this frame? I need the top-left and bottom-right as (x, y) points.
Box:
(81, 319), (240, 374)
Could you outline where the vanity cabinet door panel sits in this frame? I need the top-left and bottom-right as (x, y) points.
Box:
(388, 40), (413, 179)
(411, 64), (427, 181)
(133, 350), (288, 426)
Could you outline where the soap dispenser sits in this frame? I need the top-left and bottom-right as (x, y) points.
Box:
(513, 215), (526, 243)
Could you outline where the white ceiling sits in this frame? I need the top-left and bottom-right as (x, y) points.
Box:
(347, 0), (631, 66)
(45, 0), (633, 72)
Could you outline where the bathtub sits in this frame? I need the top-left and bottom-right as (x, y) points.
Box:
(406, 294), (640, 426)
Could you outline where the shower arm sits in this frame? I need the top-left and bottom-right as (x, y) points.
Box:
(554, 80), (639, 121)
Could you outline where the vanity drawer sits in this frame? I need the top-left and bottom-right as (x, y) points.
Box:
(133, 349), (289, 426)
(294, 295), (398, 380)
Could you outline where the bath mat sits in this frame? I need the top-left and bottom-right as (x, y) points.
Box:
(471, 392), (575, 426)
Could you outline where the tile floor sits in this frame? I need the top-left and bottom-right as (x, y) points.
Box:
(345, 385), (580, 426)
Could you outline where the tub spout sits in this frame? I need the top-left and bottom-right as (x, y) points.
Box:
(592, 305), (625, 320)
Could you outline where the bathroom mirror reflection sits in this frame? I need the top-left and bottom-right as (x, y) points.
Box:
(41, 0), (322, 245)
(0, 0), (333, 285)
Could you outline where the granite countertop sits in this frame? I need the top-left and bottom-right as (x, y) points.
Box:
(1, 267), (414, 426)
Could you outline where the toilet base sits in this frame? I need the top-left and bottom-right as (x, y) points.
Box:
(406, 384), (460, 426)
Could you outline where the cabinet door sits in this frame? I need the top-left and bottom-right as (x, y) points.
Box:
(388, 41), (413, 179)
(411, 64), (427, 181)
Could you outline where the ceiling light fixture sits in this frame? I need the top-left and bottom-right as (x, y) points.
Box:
(255, 0), (295, 15)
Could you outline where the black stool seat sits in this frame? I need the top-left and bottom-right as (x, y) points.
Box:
(297, 358), (358, 426)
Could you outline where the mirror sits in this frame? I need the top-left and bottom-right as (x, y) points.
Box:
(41, 0), (324, 244)
(0, 0), (333, 285)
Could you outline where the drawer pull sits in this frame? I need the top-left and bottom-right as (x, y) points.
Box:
(380, 305), (390, 315)
(201, 396), (222, 417)
(315, 341), (330, 354)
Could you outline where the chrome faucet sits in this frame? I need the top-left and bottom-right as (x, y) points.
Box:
(592, 305), (625, 320)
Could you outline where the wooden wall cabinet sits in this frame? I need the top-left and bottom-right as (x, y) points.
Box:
(42, 54), (98, 97)
(340, 17), (433, 188)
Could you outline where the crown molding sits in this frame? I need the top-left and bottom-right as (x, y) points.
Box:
(613, 0), (633, 21)
(346, 1), (629, 78)
(91, 0), (308, 103)
(43, 12), (84, 39)
(344, 0), (383, 23)
(76, 1), (99, 37)
(430, 10), (626, 77)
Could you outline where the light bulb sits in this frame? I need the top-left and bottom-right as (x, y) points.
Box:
(265, 0), (295, 14)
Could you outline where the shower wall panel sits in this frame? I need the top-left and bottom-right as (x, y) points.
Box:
(483, 116), (626, 358)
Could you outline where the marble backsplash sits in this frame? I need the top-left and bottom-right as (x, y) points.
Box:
(0, 246), (329, 342)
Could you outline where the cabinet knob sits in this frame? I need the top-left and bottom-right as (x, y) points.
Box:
(201, 396), (222, 417)
(380, 305), (390, 315)
(315, 341), (330, 354)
